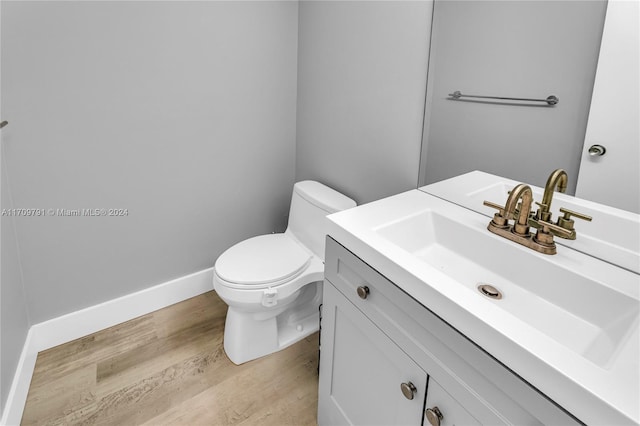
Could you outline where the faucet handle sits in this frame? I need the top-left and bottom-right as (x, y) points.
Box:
(483, 200), (505, 213)
(537, 219), (573, 238)
(556, 207), (592, 240)
(558, 207), (592, 222)
(532, 219), (573, 251)
(483, 200), (509, 227)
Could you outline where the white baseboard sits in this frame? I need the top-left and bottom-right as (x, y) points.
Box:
(1, 267), (215, 426)
(1, 330), (37, 426)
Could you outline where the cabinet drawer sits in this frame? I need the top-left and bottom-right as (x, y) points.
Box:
(324, 236), (581, 426)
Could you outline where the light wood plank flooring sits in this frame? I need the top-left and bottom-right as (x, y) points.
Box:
(21, 291), (319, 425)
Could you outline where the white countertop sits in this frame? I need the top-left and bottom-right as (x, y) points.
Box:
(326, 189), (640, 425)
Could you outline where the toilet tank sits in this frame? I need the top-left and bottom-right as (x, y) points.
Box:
(287, 181), (356, 260)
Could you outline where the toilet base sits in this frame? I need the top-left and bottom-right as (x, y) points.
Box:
(222, 282), (322, 365)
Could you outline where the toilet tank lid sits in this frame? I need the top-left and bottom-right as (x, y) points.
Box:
(294, 181), (356, 213)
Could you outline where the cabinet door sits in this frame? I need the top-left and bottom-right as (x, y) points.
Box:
(318, 281), (427, 426)
(424, 378), (481, 426)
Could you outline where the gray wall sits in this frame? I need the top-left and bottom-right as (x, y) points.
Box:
(0, 2), (31, 414)
(295, 1), (433, 204)
(1, 1), (299, 324)
(1, 151), (31, 416)
(419, 0), (606, 193)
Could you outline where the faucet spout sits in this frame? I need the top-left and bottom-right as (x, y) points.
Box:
(504, 183), (533, 235)
(539, 169), (568, 220)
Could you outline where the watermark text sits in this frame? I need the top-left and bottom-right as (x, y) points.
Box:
(2, 208), (129, 217)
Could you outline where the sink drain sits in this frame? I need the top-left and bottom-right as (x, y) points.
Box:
(478, 284), (502, 299)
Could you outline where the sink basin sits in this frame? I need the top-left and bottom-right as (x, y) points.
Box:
(421, 171), (640, 274)
(374, 209), (639, 367)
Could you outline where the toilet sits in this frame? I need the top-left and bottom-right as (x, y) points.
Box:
(213, 180), (356, 364)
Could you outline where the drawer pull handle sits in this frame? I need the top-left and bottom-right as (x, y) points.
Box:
(400, 381), (417, 400)
(356, 286), (370, 299)
(425, 406), (444, 426)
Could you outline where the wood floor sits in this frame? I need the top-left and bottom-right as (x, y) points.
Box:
(21, 291), (319, 426)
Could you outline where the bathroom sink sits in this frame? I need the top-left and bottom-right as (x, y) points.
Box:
(325, 188), (639, 425)
(421, 171), (640, 274)
(374, 209), (639, 367)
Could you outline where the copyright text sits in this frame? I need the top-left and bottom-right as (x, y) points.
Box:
(1, 208), (129, 217)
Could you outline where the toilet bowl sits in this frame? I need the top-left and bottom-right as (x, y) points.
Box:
(213, 181), (356, 364)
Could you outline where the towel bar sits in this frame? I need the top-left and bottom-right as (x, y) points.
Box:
(448, 91), (559, 106)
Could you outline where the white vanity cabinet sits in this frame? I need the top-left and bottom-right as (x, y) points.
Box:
(318, 237), (582, 426)
(318, 281), (428, 425)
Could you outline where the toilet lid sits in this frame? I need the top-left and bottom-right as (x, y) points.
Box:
(214, 234), (312, 287)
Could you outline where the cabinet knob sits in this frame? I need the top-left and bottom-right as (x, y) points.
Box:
(400, 381), (417, 400)
(356, 286), (370, 300)
(425, 406), (444, 426)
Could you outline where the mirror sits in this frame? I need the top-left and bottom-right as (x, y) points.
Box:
(417, 0), (638, 213)
(417, 0), (639, 271)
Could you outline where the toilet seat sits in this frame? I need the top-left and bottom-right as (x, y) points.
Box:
(214, 234), (312, 289)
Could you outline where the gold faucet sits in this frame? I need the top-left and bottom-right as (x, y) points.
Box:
(484, 183), (572, 255)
